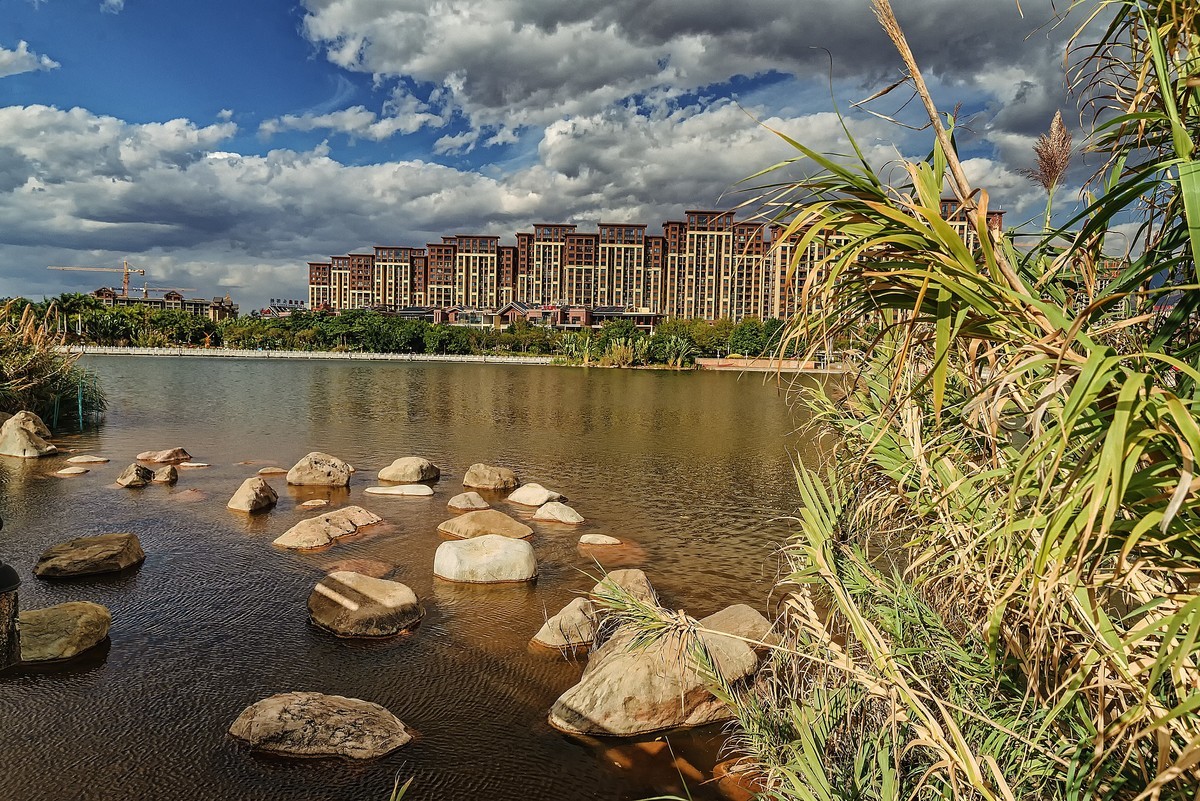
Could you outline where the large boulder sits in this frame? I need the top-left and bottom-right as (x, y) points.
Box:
(152, 465), (178, 485)
(273, 506), (381, 550)
(116, 463), (154, 488)
(308, 571), (423, 637)
(531, 597), (597, 649)
(8, 410), (51, 438)
(136, 447), (191, 463)
(227, 477), (278, 513)
(228, 692), (411, 759)
(433, 535), (537, 583)
(462, 463), (518, 491)
(533, 502), (584, 524)
(0, 416), (56, 458)
(447, 491), (489, 511)
(19, 601), (111, 662)
(364, 485), (434, 497)
(287, 452), (353, 487)
(508, 483), (565, 506)
(547, 619), (759, 736)
(700, 604), (779, 652)
(591, 569), (658, 606)
(437, 509), (532, 540)
(378, 457), (440, 483)
(35, 533), (145, 578)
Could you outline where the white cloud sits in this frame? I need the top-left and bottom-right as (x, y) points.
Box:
(100, 0), (125, 13)
(259, 102), (442, 141)
(0, 41), (60, 79)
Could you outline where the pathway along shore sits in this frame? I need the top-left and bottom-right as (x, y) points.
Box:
(62, 345), (845, 373)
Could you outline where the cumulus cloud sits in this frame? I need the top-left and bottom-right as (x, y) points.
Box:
(100, 0), (125, 13)
(0, 41), (60, 78)
(259, 95), (443, 141)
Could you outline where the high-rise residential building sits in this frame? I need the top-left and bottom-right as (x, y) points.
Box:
(598, 224), (647, 309)
(454, 235), (500, 309)
(308, 261), (332, 309)
(563, 232), (598, 306)
(518, 224), (575, 304)
(426, 239), (457, 310)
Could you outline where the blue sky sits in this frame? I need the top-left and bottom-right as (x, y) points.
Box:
(0, 0), (1080, 309)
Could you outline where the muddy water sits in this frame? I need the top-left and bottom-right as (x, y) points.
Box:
(0, 356), (816, 801)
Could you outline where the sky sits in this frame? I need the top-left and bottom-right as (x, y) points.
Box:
(0, 0), (1089, 311)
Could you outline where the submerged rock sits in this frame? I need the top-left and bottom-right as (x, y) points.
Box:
(437, 509), (532, 540)
(532, 502), (584, 524)
(152, 465), (178, 485)
(19, 601), (111, 662)
(579, 534), (622, 546)
(287, 452), (353, 487)
(228, 692), (411, 759)
(462, 463), (518, 491)
(273, 506), (382, 550)
(115, 463), (154, 488)
(35, 533), (145, 578)
(508, 483), (565, 506)
(364, 485), (434, 497)
(447, 491), (489, 511)
(308, 571), (423, 637)
(136, 447), (191, 463)
(227, 477), (278, 513)
(378, 457), (440, 483)
(0, 416), (56, 459)
(433, 534), (537, 583)
(531, 597), (597, 649)
(300, 499), (329, 509)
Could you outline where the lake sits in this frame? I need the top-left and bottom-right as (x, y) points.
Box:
(0, 356), (814, 801)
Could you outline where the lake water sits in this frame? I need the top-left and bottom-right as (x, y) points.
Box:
(0, 356), (814, 801)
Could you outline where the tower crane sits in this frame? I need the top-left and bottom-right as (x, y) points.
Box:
(47, 259), (146, 297)
(141, 284), (197, 298)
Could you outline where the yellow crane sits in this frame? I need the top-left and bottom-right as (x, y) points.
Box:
(47, 259), (146, 297)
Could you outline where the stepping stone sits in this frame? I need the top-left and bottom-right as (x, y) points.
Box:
(364, 485), (434, 497)
(57, 467), (89, 476)
(580, 534), (622, 546)
(35, 533), (145, 578)
(300, 499), (329, 509)
(136, 447), (191, 463)
(177, 461), (210, 468)
(437, 509), (532, 540)
(273, 506), (382, 550)
(308, 571), (423, 637)
(434, 535), (537, 583)
(378, 457), (440, 482)
(258, 466), (288, 475)
(66, 455), (109, 464)
(533, 501), (584, 524)
(448, 492), (489, 511)
(19, 601), (111, 662)
(508, 483), (565, 506)
(116, 463), (153, 488)
(462, 463), (518, 490)
(229, 692), (411, 759)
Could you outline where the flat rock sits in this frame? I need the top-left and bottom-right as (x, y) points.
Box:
(66, 455), (109, 464)
(591, 569), (658, 606)
(227, 476), (279, 513)
(273, 506), (382, 550)
(437, 509), (532, 540)
(579, 534), (622, 546)
(177, 461), (210, 468)
(8, 410), (51, 438)
(35, 533), (145, 578)
(364, 485), (434, 497)
(462, 463), (518, 491)
(508, 483), (565, 506)
(115, 463), (154, 488)
(533, 501), (584, 524)
(447, 491), (489, 511)
(308, 571), (423, 637)
(152, 465), (178, 485)
(433, 534), (537, 583)
(548, 621), (759, 736)
(258, 466), (288, 475)
(18, 601), (112, 662)
(228, 692), (411, 759)
(532, 597), (597, 649)
(300, 499), (329, 509)
(56, 467), (89, 476)
(287, 452), (352, 487)
(136, 447), (191, 463)
(0, 416), (57, 458)
(378, 457), (440, 483)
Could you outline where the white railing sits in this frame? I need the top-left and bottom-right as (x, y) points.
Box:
(61, 346), (555, 365)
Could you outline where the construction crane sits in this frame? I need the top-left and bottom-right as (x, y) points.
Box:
(47, 259), (145, 297)
(141, 285), (197, 299)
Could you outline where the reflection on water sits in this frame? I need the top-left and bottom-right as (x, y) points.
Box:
(0, 356), (815, 801)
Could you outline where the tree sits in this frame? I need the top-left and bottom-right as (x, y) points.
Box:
(728, 317), (765, 356)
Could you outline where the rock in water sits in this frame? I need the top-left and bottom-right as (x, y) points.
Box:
(300, 499), (329, 509)
(287, 452), (353, 487)
(378, 457), (440, 483)
(308, 571), (423, 637)
(136, 447), (191, 463)
(447, 491), (489, 511)
(547, 619), (759, 736)
(508, 483), (565, 506)
(19, 601), (111, 662)
(56, 467), (89, 476)
(700, 604), (779, 651)
(437, 509), (533, 540)
(273, 506), (382, 550)
(152, 465), (178, 485)
(0, 416), (56, 458)
(66, 455), (109, 464)
(257, 466), (288, 475)
(35, 533), (145, 577)
(8, 411), (52, 438)
(364, 485), (434, 497)
(532, 501), (584, 524)
(531, 597), (597, 649)
(227, 477), (278, 513)
(433, 535), (537, 583)
(591, 569), (658, 606)
(228, 692), (411, 759)
(579, 534), (622, 546)
(116, 463), (154, 488)
(462, 463), (518, 490)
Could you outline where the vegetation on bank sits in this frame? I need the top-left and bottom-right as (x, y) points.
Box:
(606, 0), (1200, 798)
(0, 301), (105, 425)
(1, 294), (800, 367)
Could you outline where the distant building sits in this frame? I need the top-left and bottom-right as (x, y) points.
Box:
(92, 288), (238, 322)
